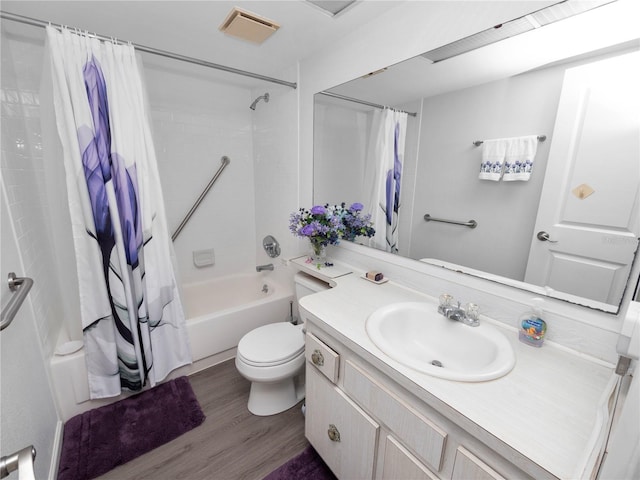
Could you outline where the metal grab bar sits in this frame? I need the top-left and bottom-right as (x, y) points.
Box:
(0, 445), (36, 479)
(424, 214), (477, 229)
(0, 273), (34, 331)
(171, 156), (230, 242)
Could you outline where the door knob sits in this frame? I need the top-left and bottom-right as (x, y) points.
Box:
(536, 231), (558, 243)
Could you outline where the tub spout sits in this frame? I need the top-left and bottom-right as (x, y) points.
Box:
(256, 264), (274, 272)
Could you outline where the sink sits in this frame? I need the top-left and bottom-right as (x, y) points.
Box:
(365, 302), (515, 381)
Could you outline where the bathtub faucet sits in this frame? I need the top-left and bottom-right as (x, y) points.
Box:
(256, 263), (274, 272)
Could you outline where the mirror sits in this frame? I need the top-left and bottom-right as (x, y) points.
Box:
(313, 1), (640, 313)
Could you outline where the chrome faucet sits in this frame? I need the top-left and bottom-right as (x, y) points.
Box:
(437, 294), (480, 327)
(256, 263), (274, 272)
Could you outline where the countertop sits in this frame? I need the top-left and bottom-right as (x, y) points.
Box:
(296, 263), (617, 480)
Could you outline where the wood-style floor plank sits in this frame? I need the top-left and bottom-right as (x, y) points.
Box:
(96, 359), (308, 480)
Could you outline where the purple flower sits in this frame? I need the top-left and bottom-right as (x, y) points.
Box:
(310, 205), (326, 215)
(349, 203), (363, 212)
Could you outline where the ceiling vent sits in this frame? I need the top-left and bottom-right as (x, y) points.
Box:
(219, 7), (280, 44)
(422, 0), (616, 63)
(306, 1), (357, 17)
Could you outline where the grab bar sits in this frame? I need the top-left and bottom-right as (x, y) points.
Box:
(1, 273), (34, 331)
(424, 214), (477, 229)
(171, 156), (230, 242)
(0, 445), (36, 479)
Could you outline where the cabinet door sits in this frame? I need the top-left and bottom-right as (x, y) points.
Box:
(452, 447), (506, 480)
(382, 435), (439, 480)
(306, 364), (379, 479)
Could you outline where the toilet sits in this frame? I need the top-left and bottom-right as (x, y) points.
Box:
(235, 271), (329, 416)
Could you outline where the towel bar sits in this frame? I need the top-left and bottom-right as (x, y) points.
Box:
(473, 135), (546, 147)
(0, 273), (34, 331)
(424, 214), (477, 229)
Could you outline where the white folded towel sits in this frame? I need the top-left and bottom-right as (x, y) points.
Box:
(503, 135), (538, 181)
(479, 138), (508, 181)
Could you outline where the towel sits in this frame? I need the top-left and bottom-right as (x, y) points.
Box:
(479, 138), (508, 181)
(503, 135), (538, 181)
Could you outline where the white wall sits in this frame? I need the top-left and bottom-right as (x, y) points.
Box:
(313, 100), (370, 206)
(250, 71), (300, 286)
(145, 58), (258, 285)
(409, 64), (561, 279)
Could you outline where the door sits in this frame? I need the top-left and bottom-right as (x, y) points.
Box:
(525, 51), (640, 306)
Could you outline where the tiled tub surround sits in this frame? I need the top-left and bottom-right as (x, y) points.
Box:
(298, 269), (617, 479)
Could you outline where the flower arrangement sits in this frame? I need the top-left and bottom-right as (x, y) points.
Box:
(289, 202), (375, 267)
(339, 202), (375, 242)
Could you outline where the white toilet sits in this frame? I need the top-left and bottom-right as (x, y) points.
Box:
(235, 272), (329, 416)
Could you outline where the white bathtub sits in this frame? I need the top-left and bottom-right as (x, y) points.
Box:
(182, 273), (294, 364)
(50, 272), (294, 420)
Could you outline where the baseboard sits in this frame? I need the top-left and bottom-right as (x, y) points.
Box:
(48, 419), (64, 480)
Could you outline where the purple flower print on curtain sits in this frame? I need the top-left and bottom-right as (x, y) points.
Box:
(81, 56), (146, 390)
(81, 56), (114, 274)
(384, 122), (402, 227)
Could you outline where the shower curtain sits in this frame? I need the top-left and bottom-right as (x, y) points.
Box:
(363, 109), (408, 253)
(45, 27), (191, 399)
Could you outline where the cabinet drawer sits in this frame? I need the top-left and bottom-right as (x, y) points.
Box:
(344, 360), (447, 472)
(383, 435), (439, 480)
(305, 364), (379, 479)
(452, 447), (506, 480)
(305, 332), (339, 383)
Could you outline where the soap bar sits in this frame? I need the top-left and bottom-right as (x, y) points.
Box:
(366, 271), (384, 282)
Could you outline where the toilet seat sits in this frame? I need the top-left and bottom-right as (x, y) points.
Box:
(237, 322), (304, 367)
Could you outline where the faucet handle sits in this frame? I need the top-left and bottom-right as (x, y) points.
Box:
(465, 303), (480, 320)
(439, 293), (454, 307)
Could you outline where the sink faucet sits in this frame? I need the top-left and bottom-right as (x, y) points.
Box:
(256, 263), (274, 272)
(437, 295), (480, 327)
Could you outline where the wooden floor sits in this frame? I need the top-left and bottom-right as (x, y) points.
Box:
(97, 359), (309, 480)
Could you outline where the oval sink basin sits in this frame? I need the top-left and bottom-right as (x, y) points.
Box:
(366, 302), (515, 381)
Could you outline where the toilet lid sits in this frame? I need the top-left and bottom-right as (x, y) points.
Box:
(238, 323), (304, 367)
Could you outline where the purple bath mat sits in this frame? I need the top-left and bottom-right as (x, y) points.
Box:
(57, 376), (205, 480)
(263, 445), (337, 480)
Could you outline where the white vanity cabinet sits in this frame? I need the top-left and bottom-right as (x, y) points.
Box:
(304, 328), (535, 480)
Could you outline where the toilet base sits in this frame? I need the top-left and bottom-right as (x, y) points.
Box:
(247, 375), (305, 416)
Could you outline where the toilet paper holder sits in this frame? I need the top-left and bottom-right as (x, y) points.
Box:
(0, 445), (36, 479)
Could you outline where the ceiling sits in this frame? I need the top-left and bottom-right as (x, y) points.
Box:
(0, 0), (402, 86)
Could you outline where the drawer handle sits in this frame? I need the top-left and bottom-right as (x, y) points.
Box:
(327, 424), (341, 442)
(311, 349), (325, 366)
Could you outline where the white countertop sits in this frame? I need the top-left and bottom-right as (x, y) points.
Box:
(298, 268), (617, 480)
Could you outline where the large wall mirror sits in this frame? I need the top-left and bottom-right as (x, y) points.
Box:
(313, 0), (640, 314)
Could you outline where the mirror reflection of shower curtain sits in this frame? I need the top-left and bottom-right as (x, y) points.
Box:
(363, 109), (408, 253)
(45, 27), (191, 399)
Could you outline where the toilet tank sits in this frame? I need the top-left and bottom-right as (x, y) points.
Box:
(294, 272), (330, 299)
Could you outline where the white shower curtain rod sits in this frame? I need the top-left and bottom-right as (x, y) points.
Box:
(0, 10), (298, 89)
(319, 91), (417, 117)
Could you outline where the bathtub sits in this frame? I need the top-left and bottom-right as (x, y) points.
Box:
(50, 272), (294, 420)
(182, 273), (294, 364)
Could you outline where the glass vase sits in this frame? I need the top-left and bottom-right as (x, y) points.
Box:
(309, 240), (327, 267)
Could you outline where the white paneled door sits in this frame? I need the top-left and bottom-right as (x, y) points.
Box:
(525, 51), (640, 307)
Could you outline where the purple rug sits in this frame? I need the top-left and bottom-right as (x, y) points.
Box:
(263, 445), (337, 480)
(57, 376), (205, 480)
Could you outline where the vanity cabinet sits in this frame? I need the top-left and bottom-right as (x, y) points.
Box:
(305, 365), (379, 479)
(305, 328), (536, 480)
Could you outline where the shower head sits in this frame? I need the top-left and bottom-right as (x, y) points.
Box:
(249, 92), (269, 110)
